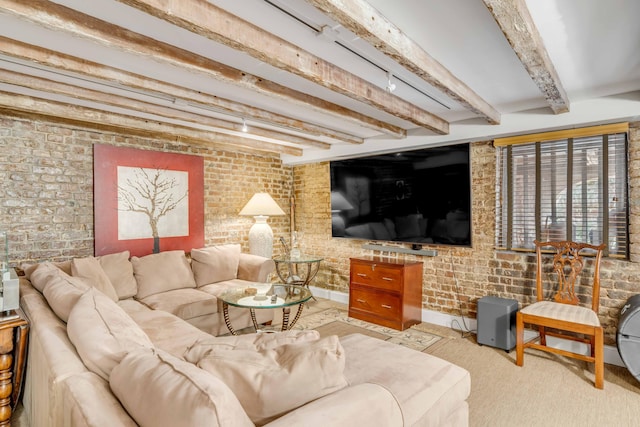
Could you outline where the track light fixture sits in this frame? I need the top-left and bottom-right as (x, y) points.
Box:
(386, 72), (396, 93)
(241, 118), (248, 132)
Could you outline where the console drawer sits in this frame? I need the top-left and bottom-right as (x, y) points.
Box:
(350, 262), (403, 292)
(350, 287), (401, 320)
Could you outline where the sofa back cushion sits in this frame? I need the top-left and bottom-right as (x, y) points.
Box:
(190, 244), (241, 286)
(98, 250), (138, 300)
(42, 269), (90, 322)
(28, 262), (66, 293)
(131, 250), (196, 299)
(193, 335), (348, 425)
(67, 288), (154, 380)
(110, 348), (253, 427)
(71, 256), (119, 302)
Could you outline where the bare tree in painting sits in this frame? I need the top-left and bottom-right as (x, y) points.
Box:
(118, 168), (188, 253)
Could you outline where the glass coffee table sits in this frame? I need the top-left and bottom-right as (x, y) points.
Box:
(219, 284), (312, 335)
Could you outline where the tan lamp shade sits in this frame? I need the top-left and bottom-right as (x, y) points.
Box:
(239, 193), (286, 216)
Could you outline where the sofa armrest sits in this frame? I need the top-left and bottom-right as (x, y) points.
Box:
(262, 383), (403, 427)
(237, 253), (275, 282)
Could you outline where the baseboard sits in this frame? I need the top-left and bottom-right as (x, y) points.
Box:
(309, 286), (624, 367)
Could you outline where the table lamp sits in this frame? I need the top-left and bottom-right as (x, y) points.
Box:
(239, 193), (285, 258)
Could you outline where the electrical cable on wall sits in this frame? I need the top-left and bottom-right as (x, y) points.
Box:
(449, 253), (476, 338)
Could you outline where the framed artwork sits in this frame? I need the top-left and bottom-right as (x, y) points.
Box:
(94, 144), (204, 257)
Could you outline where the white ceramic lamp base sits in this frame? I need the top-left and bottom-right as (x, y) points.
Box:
(248, 215), (274, 258)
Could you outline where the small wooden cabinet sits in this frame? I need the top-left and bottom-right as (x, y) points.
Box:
(348, 257), (423, 331)
(0, 309), (28, 426)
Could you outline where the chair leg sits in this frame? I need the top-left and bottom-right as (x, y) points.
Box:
(594, 327), (604, 389)
(516, 312), (524, 366)
(539, 325), (546, 346)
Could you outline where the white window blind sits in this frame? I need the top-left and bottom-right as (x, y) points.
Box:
(496, 129), (628, 258)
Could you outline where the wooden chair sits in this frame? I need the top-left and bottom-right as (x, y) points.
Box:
(515, 240), (606, 389)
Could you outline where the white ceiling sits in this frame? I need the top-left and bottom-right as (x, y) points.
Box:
(0, 0), (639, 164)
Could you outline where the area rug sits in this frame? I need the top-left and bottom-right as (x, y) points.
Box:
(291, 307), (442, 352)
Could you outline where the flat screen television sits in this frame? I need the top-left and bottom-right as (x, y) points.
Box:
(330, 143), (471, 247)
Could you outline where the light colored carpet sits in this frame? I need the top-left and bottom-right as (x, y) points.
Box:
(292, 307), (442, 351)
(425, 335), (640, 427)
(313, 320), (388, 340)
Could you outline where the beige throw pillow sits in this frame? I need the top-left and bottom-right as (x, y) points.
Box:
(184, 330), (320, 362)
(42, 269), (90, 322)
(98, 251), (138, 300)
(190, 244), (241, 286)
(28, 262), (63, 293)
(131, 250), (196, 299)
(67, 288), (154, 380)
(110, 348), (253, 427)
(195, 335), (348, 424)
(71, 257), (119, 302)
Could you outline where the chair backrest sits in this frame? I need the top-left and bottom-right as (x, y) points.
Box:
(534, 240), (606, 312)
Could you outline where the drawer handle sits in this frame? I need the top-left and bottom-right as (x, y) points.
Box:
(356, 299), (367, 304)
(381, 304), (392, 309)
(357, 273), (368, 278)
(382, 277), (393, 281)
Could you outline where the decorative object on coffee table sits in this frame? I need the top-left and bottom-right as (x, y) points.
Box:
(219, 284), (312, 335)
(239, 192), (285, 258)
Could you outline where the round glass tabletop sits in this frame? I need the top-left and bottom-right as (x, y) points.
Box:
(272, 255), (324, 263)
(220, 284), (312, 309)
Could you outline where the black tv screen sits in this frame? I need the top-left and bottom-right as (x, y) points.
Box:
(330, 143), (471, 247)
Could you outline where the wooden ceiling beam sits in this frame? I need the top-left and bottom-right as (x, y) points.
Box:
(0, 68), (331, 150)
(0, 37), (362, 146)
(0, 91), (302, 156)
(306, 0), (501, 125)
(0, 0), (404, 139)
(483, 0), (569, 114)
(115, 0), (449, 134)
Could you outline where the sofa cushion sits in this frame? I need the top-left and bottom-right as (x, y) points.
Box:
(71, 256), (119, 302)
(263, 382), (403, 427)
(138, 288), (219, 320)
(194, 335), (348, 425)
(132, 250), (196, 299)
(42, 269), (91, 322)
(67, 288), (154, 381)
(190, 244), (241, 286)
(340, 333), (471, 427)
(124, 307), (212, 359)
(98, 250), (138, 300)
(62, 372), (138, 427)
(110, 348), (253, 427)
(183, 330), (320, 362)
(28, 261), (64, 293)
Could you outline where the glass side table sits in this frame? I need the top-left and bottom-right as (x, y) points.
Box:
(219, 284), (312, 335)
(272, 254), (323, 299)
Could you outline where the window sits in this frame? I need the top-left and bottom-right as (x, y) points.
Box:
(495, 124), (628, 258)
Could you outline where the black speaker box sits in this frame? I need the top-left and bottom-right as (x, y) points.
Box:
(477, 296), (518, 351)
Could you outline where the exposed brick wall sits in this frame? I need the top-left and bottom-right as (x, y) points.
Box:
(3, 112), (639, 344)
(0, 115), (291, 264)
(294, 126), (640, 344)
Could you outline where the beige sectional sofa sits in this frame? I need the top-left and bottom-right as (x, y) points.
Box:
(18, 245), (471, 426)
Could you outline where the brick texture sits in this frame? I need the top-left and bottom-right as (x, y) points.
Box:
(2, 113), (640, 344)
(294, 130), (640, 344)
(1, 115), (291, 264)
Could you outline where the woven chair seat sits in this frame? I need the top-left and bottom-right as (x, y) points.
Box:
(521, 301), (600, 327)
